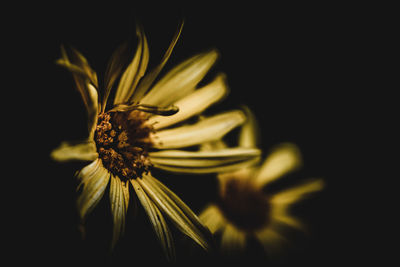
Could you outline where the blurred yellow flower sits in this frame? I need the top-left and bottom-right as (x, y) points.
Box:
(50, 22), (261, 261)
(199, 108), (323, 256)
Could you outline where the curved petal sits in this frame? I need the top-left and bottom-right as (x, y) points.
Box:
(114, 25), (149, 105)
(253, 143), (302, 188)
(77, 164), (110, 220)
(131, 21), (184, 103)
(238, 106), (260, 148)
(147, 73), (229, 130)
(131, 179), (175, 261)
(50, 140), (98, 162)
(151, 110), (245, 149)
(140, 49), (219, 106)
(137, 175), (212, 251)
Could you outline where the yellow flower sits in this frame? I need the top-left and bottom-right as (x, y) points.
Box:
(50, 22), (261, 261)
(199, 108), (323, 256)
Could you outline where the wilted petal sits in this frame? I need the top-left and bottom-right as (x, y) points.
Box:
(50, 140), (98, 162)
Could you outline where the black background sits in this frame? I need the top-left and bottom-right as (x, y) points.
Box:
(6, 1), (384, 266)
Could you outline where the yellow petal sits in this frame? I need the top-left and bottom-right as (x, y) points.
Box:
(131, 21), (184, 103)
(199, 205), (226, 234)
(271, 179), (324, 206)
(114, 25), (149, 105)
(77, 165), (110, 220)
(149, 147), (261, 174)
(140, 49), (219, 106)
(152, 110), (245, 149)
(254, 227), (288, 255)
(131, 179), (176, 261)
(238, 106), (260, 148)
(253, 143), (302, 188)
(148, 73), (229, 130)
(137, 175), (212, 251)
(50, 140), (98, 162)
(220, 224), (246, 254)
(109, 175), (126, 250)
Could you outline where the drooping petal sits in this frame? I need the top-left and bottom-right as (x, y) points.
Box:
(199, 205), (226, 234)
(114, 25), (149, 105)
(77, 164), (110, 220)
(76, 159), (102, 190)
(68, 47), (99, 88)
(140, 49), (219, 106)
(109, 175), (126, 250)
(147, 73), (229, 130)
(137, 174), (212, 251)
(151, 110), (245, 149)
(57, 49), (99, 138)
(50, 140), (98, 162)
(131, 179), (175, 261)
(131, 21), (184, 103)
(149, 147), (261, 174)
(220, 224), (247, 254)
(238, 106), (260, 148)
(253, 143), (303, 188)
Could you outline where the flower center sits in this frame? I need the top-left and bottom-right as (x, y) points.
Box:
(95, 111), (153, 181)
(217, 177), (271, 232)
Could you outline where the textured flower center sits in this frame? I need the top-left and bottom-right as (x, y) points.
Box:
(95, 111), (153, 181)
(218, 178), (271, 232)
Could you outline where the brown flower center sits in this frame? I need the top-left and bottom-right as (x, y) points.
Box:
(217, 177), (271, 232)
(95, 111), (153, 181)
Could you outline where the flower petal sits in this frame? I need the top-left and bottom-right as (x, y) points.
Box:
(152, 110), (245, 149)
(131, 179), (176, 261)
(109, 175), (126, 250)
(137, 175), (212, 251)
(238, 106), (260, 148)
(220, 224), (246, 254)
(147, 73), (229, 130)
(114, 25), (149, 105)
(77, 164), (110, 220)
(253, 143), (303, 188)
(50, 140), (98, 162)
(76, 159), (102, 190)
(149, 147), (261, 174)
(254, 227), (288, 255)
(140, 49), (219, 106)
(131, 21), (184, 103)
(271, 179), (324, 206)
(199, 205), (226, 234)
